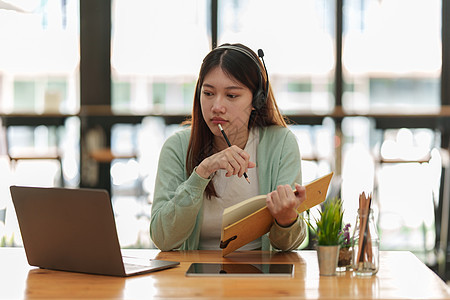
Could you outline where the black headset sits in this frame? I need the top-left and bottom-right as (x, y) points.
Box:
(215, 45), (270, 110)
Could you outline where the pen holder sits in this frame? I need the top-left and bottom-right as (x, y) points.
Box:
(351, 208), (379, 276)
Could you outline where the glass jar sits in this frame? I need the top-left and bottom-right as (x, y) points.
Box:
(351, 208), (379, 276)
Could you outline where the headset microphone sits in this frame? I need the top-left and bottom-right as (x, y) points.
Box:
(257, 49), (269, 104)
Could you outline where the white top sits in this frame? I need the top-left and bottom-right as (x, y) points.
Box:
(199, 128), (261, 250)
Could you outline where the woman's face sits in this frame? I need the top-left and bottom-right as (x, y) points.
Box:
(200, 67), (254, 145)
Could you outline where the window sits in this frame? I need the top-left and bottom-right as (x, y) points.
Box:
(0, 0), (79, 113)
(111, 0), (209, 113)
(342, 0), (441, 113)
(218, 0), (335, 114)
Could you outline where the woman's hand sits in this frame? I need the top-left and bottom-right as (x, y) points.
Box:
(196, 145), (256, 179)
(266, 183), (306, 227)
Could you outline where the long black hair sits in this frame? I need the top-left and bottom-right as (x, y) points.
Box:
(184, 43), (286, 198)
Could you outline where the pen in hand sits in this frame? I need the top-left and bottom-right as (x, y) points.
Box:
(217, 124), (251, 184)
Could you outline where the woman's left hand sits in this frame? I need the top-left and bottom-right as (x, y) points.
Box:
(266, 183), (306, 227)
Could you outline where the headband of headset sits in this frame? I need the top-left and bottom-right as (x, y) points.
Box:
(215, 45), (269, 110)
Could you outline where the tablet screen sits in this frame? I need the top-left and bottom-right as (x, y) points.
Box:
(185, 263), (294, 277)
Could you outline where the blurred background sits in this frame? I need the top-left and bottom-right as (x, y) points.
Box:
(0, 0), (449, 282)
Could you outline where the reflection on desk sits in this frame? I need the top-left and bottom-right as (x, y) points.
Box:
(1, 248), (449, 299)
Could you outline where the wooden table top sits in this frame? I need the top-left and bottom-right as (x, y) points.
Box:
(0, 247), (448, 299)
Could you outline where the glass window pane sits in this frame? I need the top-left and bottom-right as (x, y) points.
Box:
(0, 0), (79, 113)
(218, 0), (335, 114)
(343, 0), (441, 113)
(111, 0), (209, 113)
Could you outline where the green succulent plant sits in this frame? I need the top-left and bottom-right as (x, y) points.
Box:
(306, 197), (344, 246)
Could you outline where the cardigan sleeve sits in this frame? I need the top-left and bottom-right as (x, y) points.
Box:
(149, 130), (210, 251)
(269, 216), (307, 250)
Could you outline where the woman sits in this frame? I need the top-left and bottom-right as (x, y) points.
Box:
(150, 43), (307, 251)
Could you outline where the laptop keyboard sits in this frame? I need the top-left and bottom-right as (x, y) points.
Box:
(122, 256), (152, 266)
(121, 255), (179, 275)
(124, 262), (153, 273)
(122, 256), (156, 274)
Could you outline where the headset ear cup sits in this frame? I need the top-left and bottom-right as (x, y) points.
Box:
(252, 90), (266, 110)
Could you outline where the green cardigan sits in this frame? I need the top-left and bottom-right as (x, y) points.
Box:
(150, 125), (306, 251)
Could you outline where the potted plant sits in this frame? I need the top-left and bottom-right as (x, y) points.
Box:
(337, 223), (353, 272)
(305, 197), (343, 276)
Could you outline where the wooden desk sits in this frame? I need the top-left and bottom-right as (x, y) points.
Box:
(0, 248), (448, 299)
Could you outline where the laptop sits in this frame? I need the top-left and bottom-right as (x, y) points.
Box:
(10, 185), (179, 277)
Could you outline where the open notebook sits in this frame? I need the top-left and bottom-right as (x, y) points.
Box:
(10, 186), (179, 277)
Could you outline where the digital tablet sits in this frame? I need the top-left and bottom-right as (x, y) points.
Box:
(185, 263), (294, 277)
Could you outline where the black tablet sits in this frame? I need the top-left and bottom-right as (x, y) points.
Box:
(185, 263), (294, 277)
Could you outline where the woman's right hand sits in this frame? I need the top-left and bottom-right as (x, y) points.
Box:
(195, 145), (256, 179)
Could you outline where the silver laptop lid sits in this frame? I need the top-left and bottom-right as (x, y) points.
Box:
(10, 186), (127, 276)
